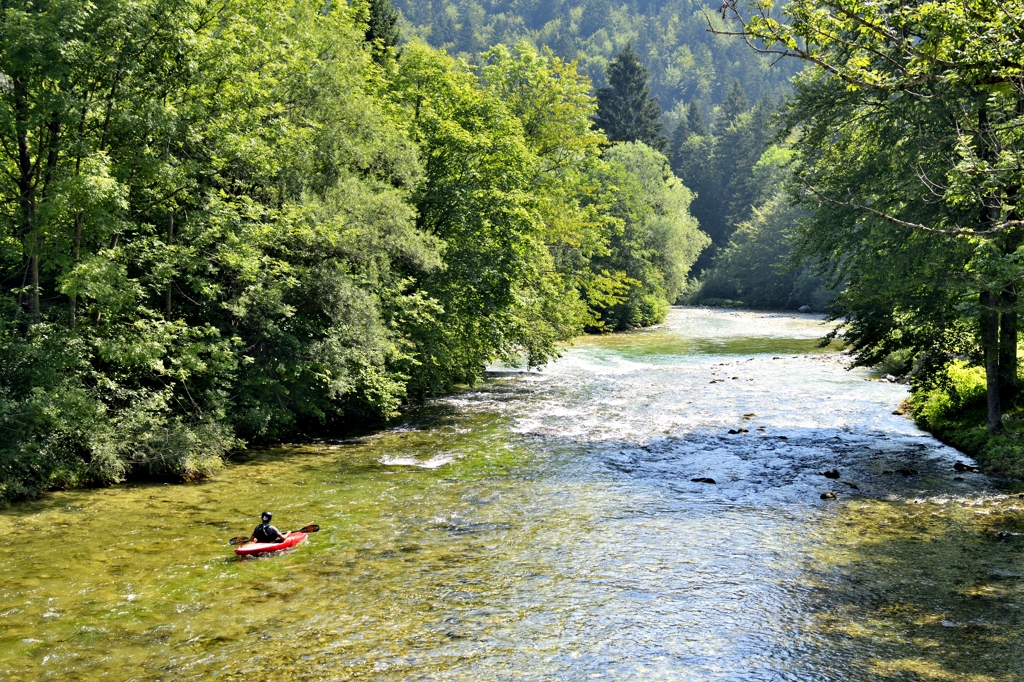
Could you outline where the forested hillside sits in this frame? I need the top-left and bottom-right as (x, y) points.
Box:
(392, 0), (825, 309)
(0, 0), (707, 503)
(393, 0), (799, 117)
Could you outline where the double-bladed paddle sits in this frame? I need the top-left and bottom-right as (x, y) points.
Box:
(228, 524), (320, 545)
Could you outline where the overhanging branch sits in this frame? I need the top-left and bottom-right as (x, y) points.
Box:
(800, 178), (1021, 237)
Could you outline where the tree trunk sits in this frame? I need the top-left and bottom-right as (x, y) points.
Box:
(68, 211), (83, 328)
(978, 101), (1005, 432)
(166, 212), (174, 317)
(30, 254), (40, 317)
(981, 290), (1003, 432)
(14, 78), (37, 317)
(999, 291), (1018, 410)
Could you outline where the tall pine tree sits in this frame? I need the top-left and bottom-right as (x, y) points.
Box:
(687, 101), (708, 138)
(717, 79), (749, 130)
(365, 0), (401, 64)
(593, 45), (668, 151)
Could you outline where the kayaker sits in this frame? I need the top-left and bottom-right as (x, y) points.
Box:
(251, 511), (288, 544)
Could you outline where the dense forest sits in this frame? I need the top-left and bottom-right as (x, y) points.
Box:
(395, 0), (1024, 473)
(0, 0), (708, 503)
(392, 0), (799, 116)
(393, 0), (829, 308)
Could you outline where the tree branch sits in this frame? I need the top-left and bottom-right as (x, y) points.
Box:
(800, 177), (1022, 236)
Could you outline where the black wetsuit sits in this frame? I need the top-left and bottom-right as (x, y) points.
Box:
(252, 522), (285, 544)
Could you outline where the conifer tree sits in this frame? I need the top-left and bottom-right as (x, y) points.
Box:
(593, 44), (668, 151)
(365, 0), (401, 63)
(668, 119), (689, 162)
(717, 79), (749, 129)
(687, 101), (708, 138)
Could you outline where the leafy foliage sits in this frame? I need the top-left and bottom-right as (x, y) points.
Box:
(720, 0), (1024, 433)
(365, 0), (403, 63)
(593, 142), (708, 328)
(0, 4), (707, 503)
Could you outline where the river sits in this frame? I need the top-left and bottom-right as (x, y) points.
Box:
(2, 307), (1023, 681)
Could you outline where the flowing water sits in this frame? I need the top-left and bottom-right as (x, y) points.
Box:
(2, 308), (1024, 681)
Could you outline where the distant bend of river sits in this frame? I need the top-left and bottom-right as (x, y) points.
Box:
(2, 307), (1024, 681)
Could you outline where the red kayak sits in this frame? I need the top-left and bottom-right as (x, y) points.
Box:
(234, 532), (307, 557)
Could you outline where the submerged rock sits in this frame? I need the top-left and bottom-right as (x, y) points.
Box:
(822, 469), (840, 479)
(691, 477), (717, 484)
(896, 468), (918, 476)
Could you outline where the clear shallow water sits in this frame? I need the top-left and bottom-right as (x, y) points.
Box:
(2, 307), (1023, 681)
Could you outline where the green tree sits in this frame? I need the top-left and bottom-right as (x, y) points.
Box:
(0, 0), (435, 501)
(480, 42), (625, 336)
(593, 44), (668, 151)
(687, 101), (708, 138)
(592, 142), (709, 329)
(717, 80), (749, 128)
(388, 42), (569, 390)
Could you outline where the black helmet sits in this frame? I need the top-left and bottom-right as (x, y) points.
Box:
(261, 511), (272, 522)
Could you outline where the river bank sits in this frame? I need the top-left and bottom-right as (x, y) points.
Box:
(2, 307), (1023, 681)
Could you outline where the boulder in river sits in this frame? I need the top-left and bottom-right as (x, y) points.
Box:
(953, 461), (980, 473)
(820, 491), (837, 500)
(691, 477), (716, 484)
(822, 469), (840, 479)
(799, 305), (811, 312)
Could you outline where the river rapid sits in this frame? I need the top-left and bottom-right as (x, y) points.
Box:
(2, 307), (1023, 681)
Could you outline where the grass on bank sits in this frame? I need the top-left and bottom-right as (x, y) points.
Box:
(911, 360), (1024, 478)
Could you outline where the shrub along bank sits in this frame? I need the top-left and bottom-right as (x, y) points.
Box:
(911, 361), (1024, 478)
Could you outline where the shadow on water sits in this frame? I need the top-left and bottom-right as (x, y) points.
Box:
(803, 497), (1024, 681)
